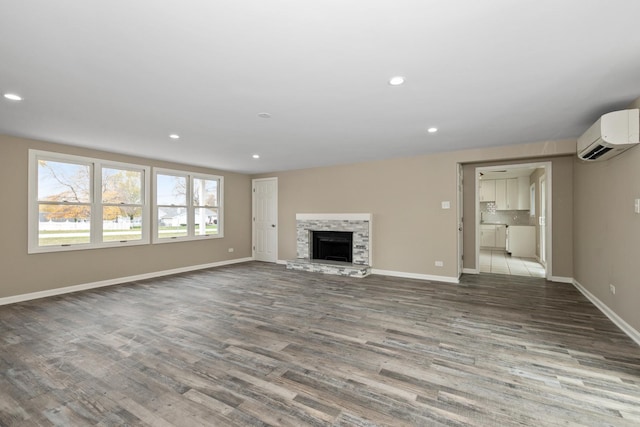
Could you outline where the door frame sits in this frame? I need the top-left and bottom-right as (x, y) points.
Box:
(457, 163), (464, 278)
(474, 161), (552, 280)
(252, 177), (278, 262)
(539, 174), (547, 266)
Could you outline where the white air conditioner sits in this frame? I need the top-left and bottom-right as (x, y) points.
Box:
(577, 108), (639, 161)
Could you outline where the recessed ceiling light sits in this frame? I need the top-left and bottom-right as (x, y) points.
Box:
(169, 134), (180, 139)
(427, 127), (438, 133)
(3, 93), (23, 101)
(389, 76), (405, 86)
(252, 154), (260, 159)
(258, 112), (271, 119)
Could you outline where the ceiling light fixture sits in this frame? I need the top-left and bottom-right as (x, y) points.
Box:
(252, 154), (260, 159)
(389, 76), (405, 86)
(169, 134), (180, 139)
(3, 93), (23, 101)
(258, 112), (271, 119)
(427, 127), (438, 133)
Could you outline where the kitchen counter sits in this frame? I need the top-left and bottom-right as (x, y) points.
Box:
(507, 225), (536, 257)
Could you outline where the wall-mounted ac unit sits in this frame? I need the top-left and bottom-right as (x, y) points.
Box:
(577, 108), (639, 161)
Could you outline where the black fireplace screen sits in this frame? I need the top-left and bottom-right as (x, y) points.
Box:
(311, 231), (353, 262)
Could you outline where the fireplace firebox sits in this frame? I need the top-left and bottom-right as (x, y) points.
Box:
(310, 231), (353, 263)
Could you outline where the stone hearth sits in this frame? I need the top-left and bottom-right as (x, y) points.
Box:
(286, 213), (372, 277)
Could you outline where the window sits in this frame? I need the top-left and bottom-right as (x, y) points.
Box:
(29, 150), (150, 253)
(530, 183), (536, 217)
(156, 173), (189, 239)
(101, 167), (145, 242)
(154, 168), (223, 242)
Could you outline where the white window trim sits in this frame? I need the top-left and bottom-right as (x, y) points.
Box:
(28, 150), (151, 254)
(152, 167), (224, 244)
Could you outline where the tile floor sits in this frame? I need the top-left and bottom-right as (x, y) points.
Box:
(479, 249), (546, 277)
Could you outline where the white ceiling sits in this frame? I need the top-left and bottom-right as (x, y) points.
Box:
(2, 1), (640, 174)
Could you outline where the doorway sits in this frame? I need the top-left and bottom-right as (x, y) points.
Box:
(457, 163), (464, 277)
(252, 178), (278, 262)
(475, 162), (551, 279)
(539, 174), (546, 266)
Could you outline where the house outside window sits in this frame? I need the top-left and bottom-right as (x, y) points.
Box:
(154, 168), (223, 242)
(29, 150), (150, 253)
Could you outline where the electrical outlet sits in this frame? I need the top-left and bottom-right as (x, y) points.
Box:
(435, 261), (443, 267)
(228, 248), (234, 253)
(609, 284), (616, 295)
(635, 198), (640, 214)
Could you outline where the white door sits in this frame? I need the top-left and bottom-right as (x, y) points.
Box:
(457, 164), (464, 276)
(253, 178), (278, 262)
(539, 175), (546, 266)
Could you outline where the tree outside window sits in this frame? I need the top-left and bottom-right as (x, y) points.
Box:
(155, 169), (222, 242)
(30, 151), (150, 251)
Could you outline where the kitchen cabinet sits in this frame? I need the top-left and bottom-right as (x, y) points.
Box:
(480, 224), (507, 248)
(495, 225), (507, 249)
(506, 179), (518, 209)
(517, 176), (530, 210)
(480, 224), (496, 247)
(479, 179), (496, 202)
(495, 178), (519, 210)
(507, 226), (535, 257)
(481, 176), (530, 210)
(494, 179), (506, 209)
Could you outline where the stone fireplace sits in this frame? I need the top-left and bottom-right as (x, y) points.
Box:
(286, 213), (372, 277)
(311, 230), (353, 263)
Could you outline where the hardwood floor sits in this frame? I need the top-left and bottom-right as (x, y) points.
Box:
(1, 262), (639, 426)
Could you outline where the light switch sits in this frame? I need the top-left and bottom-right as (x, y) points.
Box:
(635, 198), (640, 214)
(441, 201), (451, 209)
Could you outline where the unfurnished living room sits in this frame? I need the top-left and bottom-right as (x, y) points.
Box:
(1, 1), (640, 426)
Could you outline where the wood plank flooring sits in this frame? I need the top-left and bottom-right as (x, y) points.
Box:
(1, 262), (639, 426)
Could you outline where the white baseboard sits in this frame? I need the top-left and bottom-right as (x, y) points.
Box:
(276, 259), (287, 265)
(0, 257), (254, 307)
(572, 279), (640, 347)
(371, 269), (459, 284)
(462, 268), (479, 274)
(549, 276), (573, 284)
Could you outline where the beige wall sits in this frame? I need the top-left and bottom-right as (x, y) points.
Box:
(257, 155), (460, 276)
(4, 115), (638, 338)
(461, 157), (574, 278)
(255, 139), (575, 280)
(573, 98), (640, 332)
(1, 132), (577, 301)
(0, 134), (252, 299)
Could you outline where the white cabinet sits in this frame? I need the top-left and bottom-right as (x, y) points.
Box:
(481, 224), (507, 248)
(482, 176), (531, 210)
(507, 226), (535, 257)
(517, 176), (530, 210)
(495, 178), (520, 210)
(480, 225), (496, 247)
(479, 179), (496, 202)
(494, 179), (506, 209)
(506, 179), (518, 210)
(495, 225), (507, 249)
